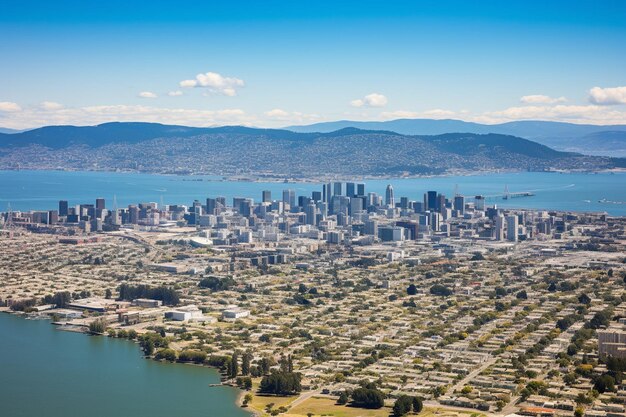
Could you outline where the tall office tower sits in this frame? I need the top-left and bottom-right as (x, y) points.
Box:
(298, 196), (311, 208)
(357, 183), (365, 196)
(58, 200), (69, 217)
(346, 182), (356, 198)
(206, 198), (217, 215)
(317, 201), (328, 217)
(325, 182), (332, 203)
(430, 212), (442, 232)
(96, 198), (105, 211)
(349, 196), (363, 215)
(475, 195), (486, 211)
(495, 215), (505, 241)
(367, 192), (377, 207)
(282, 189), (296, 208)
(240, 199), (253, 218)
(385, 184), (395, 208)
(453, 195), (465, 215)
(312, 191), (322, 202)
(333, 182), (343, 196)
(425, 191), (437, 211)
(365, 219), (378, 236)
(436, 193), (446, 213)
(128, 205), (139, 224)
(262, 190), (272, 203)
(215, 196), (226, 208)
(400, 196), (409, 209)
(305, 201), (317, 225)
(506, 215), (519, 242)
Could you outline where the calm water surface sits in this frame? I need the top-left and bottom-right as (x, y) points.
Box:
(0, 313), (250, 417)
(0, 170), (625, 215)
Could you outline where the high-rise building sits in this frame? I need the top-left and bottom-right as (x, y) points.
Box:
(495, 215), (505, 241)
(305, 201), (317, 225)
(506, 215), (519, 242)
(312, 191), (322, 202)
(349, 196), (363, 215)
(333, 182), (343, 196)
(206, 198), (217, 215)
(96, 198), (105, 211)
(475, 195), (486, 211)
(58, 200), (69, 217)
(453, 195), (465, 215)
(356, 183), (365, 196)
(282, 189), (296, 209)
(262, 190), (272, 203)
(346, 182), (356, 198)
(436, 194), (446, 213)
(324, 183), (332, 203)
(425, 191), (437, 212)
(385, 184), (395, 208)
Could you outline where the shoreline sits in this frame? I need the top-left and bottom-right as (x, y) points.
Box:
(2, 166), (625, 184)
(1, 310), (255, 416)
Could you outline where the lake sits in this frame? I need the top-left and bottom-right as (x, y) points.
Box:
(0, 313), (250, 417)
(0, 170), (625, 215)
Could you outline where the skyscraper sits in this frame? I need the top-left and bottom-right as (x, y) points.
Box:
(333, 182), (342, 196)
(454, 195), (465, 215)
(425, 191), (437, 212)
(95, 198), (105, 210)
(507, 215), (519, 242)
(346, 182), (356, 198)
(495, 215), (505, 241)
(262, 190), (271, 203)
(282, 189), (296, 208)
(305, 201), (317, 225)
(356, 183), (365, 196)
(58, 200), (69, 217)
(385, 184), (395, 208)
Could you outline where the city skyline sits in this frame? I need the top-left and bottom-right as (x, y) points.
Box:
(1, 1), (626, 129)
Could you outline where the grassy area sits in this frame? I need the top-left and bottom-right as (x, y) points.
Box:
(245, 380), (299, 416)
(283, 396), (392, 417)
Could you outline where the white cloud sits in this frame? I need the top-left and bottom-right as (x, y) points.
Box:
(379, 109), (455, 120)
(138, 91), (158, 99)
(588, 86), (626, 105)
(478, 104), (626, 125)
(0, 101), (22, 112)
(423, 109), (456, 118)
(168, 91), (183, 97)
(179, 71), (245, 96)
(350, 93), (388, 108)
(40, 101), (64, 110)
(520, 95), (567, 104)
(379, 110), (420, 119)
(265, 108), (290, 118)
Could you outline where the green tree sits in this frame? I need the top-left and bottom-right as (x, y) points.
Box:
(412, 396), (423, 413)
(88, 318), (107, 334)
(350, 388), (385, 409)
(241, 350), (252, 376)
(337, 391), (349, 405)
(407, 284), (417, 296)
(230, 352), (239, 379)
(393, 395), (413, 416)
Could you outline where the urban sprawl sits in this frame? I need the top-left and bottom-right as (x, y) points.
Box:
(1, 181), (626, 417)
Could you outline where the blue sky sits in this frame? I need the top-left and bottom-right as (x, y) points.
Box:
(1, 0), (625, 129)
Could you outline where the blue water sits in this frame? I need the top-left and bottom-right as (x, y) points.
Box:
(0, 313), (250, 417)
(1, 170), (625, 215)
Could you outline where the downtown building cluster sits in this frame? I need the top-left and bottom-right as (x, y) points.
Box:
(3, 181), (579, 249)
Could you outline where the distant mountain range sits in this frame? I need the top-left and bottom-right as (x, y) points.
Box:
(0, 122), (623, 177)
(287, 119), (626, 157)
(0, 127), (26, 134)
